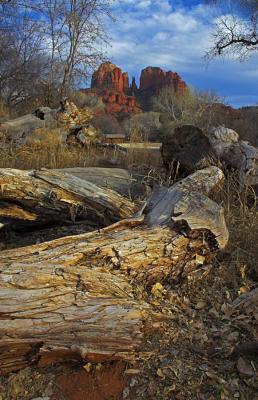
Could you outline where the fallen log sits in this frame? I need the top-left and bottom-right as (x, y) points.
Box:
(161, 125), (215, 174)
(0, 108), (58, 147)
(161, 125), (258, 194)
(54, 167), (149, 199)
(0, 99), (97, 149)
(0, 167), (228, 374)
(0, 168), (136, 230)
(208, 126), (258, 192)
(0, 260), (157, 375)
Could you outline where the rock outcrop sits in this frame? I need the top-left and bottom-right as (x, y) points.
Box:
(91, 62), (130, 94)
(140, 66), (187, 96)
(86, 62), (141, 117)
(85, 62), (187, 118)
(130, 77), (138, 95)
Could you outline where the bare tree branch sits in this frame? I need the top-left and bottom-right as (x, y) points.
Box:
(206, 0), (258, 60)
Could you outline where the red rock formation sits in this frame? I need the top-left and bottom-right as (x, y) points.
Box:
(130, 77), (138, 95)
(91, 62), (129, 93)
(88, 62), (141, 117)
(82, 87), (141, 118)
(102, 89), (141, 116)
(86, 63), (187, 118)
(123, 72), (129, 93)
(140, 66), (187, 95)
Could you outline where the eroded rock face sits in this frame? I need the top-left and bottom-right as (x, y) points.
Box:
(87, 62), (187, 118)
(140, 66), (187, 96)
(87, 62), (141, 117)
(130, 77), (138, 95)
(91, 62), (130, 93)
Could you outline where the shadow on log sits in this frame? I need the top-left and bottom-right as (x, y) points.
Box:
(54, 167), (149, 199)
(161, 125), (258, 196)
(0, 168), (136, 231)
(0, 167), (229, 375)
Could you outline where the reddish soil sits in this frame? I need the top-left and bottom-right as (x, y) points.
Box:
(54, 363), (128, 400)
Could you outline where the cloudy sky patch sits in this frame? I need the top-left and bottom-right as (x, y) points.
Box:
(105, 0), (258, 108)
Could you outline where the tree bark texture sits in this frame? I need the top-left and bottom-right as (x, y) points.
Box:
(0, 167), (229, 375)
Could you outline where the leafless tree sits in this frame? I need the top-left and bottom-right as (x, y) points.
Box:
(0, 1), (47, 113)
(207, 0), (258, 60)
(0, 0), (113, 112)
(152, 85), (221, 134)
(32, 0), (113, 97)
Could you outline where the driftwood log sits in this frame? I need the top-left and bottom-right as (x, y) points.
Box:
(54, 167), (149, 199)
(0, 168), (136, 230)
(208, 126), (258, 192)
(0, 167), (228, 375)
(0, 108), (58, 147)
(0, 99), (97, 148)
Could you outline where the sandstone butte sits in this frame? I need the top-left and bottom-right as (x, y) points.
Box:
(82, 62), (187, 117)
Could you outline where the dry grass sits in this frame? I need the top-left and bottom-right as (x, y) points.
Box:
(0, 129), (108, 170)
(219, 173), (258, 284)
(0, 101), (8, 121)
(0, 130), (163, 172)
(0, 142), (92, 170)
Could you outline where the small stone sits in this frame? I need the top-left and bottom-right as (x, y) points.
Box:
(83, 362), (92, 372)
(129, 378), (138, 387)
(237, 357), (254, 376)
(31, 398), (50, 400)
(122, 387), (130, 399)
(196, 301), (206, 310)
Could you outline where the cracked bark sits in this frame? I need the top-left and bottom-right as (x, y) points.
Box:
(0, 168), (136, 230)
(0, 167), (229, 374)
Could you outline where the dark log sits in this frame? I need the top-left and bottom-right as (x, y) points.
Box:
(161, 125), (258, 193)
(161, 125), (215, 174)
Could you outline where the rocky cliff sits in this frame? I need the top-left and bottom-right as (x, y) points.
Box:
(91, 62), (130, 93)
(139, 66), (187, 95)
(86, 62), (187, 117)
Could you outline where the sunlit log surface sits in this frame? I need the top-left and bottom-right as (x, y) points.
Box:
(0, 167), (228, 375)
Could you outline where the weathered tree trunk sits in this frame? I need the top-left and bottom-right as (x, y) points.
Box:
(161, 125), (258, 194)
(161, 125), (215, 174)
(0, 257), (157, 375)
(54, 167), (149, 199)
(208, 126), (258, 191)
(0, 167), (228, 375)
(0, 108), (58, 147)
(0, 168), (136, 230)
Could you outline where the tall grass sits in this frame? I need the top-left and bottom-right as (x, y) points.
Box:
(218, 172), (258, 284)
(0, 130), (162, 171)
(0, 101), (8, 121)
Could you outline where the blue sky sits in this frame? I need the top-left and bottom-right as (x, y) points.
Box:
(104, 0), (258, 108)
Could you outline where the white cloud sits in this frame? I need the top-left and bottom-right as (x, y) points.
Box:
(136, 0), (152, 9)
(105, 0), (258, 107)
(152, 11), (198, 32)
